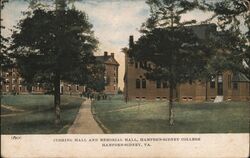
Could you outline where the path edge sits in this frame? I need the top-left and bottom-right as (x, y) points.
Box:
(91, 100), (111, 134)
(66, 98), (86, 134)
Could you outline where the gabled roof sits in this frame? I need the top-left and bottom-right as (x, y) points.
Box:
(95, 55), (119, 66)
(232, 72), (250, 82)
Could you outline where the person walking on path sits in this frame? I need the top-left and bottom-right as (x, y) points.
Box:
(68, 98), (103, 134)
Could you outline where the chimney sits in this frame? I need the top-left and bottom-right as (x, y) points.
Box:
(111, 53), (114, 57)
(104, 51), (108, 56)
(129, 35), (134, 48)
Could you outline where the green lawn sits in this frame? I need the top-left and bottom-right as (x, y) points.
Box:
(1, 95), (83, 134)
(93, 95), (250, 133)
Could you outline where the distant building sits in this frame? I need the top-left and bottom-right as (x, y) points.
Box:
(60, 82), (84, 95)
(124, 25), (250, 102)
(1, 67), (45, 95)
(96, 52), (120, 95)
(1, 52), (120, 95)
(0, 67), (84, 95)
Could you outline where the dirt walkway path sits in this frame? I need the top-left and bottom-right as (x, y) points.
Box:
(67, 99), (103, 134)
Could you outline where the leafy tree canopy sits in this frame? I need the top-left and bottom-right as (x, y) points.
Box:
(129, 0), (215, 125)
(10, 5), (100, 125)
(1, 0), (10, 67)
(11, 8), (99, 88)
(1, 0), (12, 85)
(202, 0), (250, 78)
(85, 62), (106, 93)
(131, 0), (214, 87)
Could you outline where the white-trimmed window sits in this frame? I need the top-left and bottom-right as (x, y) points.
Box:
(12, 79), (16, 84)
(19, 78), (22, 84)
(5, 79), (9, 84)
(218, 75), (223, 83)
(6, 85), (9, 92)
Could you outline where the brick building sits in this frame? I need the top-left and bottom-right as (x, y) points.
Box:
(96, 52), (120, 95)
(60, 82), (84, 95)
(1, 68), (45, 94)
(124, 25), (250, 102)
(0, 67), (83, 95)
(1, 52), (120, 95)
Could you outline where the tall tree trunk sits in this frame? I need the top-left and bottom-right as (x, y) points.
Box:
(0, 72), (2, 107)
(54, 71), (61, 125)
(0, 66), (2, 106)
(205, 79), (208, 101)
(169, 83), (174, 126)
(54, 0), (65, 126)
(168, 10), (174, 126)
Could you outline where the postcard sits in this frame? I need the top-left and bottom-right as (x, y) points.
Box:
(1, 0), (249, 157)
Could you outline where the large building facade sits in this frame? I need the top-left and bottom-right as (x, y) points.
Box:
(124, 25), (250, 102)
(96, 52), (120, 95)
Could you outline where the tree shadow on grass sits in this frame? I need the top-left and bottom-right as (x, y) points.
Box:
(101, 118), (248, 133)
(175, 102), (249, 111)
(1, 108), (76, 134)
(2, 119), (62, 134)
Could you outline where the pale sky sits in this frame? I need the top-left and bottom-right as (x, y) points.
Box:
(1, 0), (213, 89)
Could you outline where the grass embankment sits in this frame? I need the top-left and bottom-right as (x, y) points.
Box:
(1, 95), (83, 134)
(93, 95), (249, 133)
